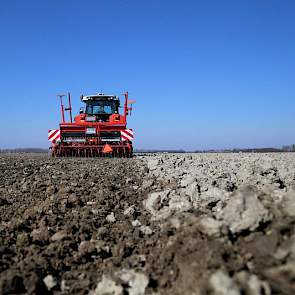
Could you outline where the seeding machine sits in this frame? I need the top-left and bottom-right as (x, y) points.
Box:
(48, 92), (134, 157)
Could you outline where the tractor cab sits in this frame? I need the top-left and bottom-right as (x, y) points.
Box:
(80, 93), (120, 122)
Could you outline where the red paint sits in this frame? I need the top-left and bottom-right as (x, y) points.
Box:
(50, 92), (135, 157)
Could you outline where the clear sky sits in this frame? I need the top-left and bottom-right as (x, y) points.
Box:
(0, 0), (294, 150)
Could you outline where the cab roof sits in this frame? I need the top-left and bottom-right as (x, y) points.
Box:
(81, 93), (119, 102)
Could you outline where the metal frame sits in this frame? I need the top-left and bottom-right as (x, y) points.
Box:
(51, 92), (134, 157)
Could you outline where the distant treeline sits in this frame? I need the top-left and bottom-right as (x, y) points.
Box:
(135, 149), (187, 153)
(200, 148), (291, 153)
(135, 145), (295, 153)
(0, 148), (48, 154)
(282, 144), (295, 152)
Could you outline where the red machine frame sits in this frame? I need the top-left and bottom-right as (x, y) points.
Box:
(50, 92), (134, 157)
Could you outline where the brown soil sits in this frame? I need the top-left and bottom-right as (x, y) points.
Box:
(0, 154), (295, 294)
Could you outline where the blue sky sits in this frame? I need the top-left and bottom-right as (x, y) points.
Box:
(0, 0), (294, 150)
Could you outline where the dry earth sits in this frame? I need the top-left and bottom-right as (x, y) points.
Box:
(1, 153), (295, 295)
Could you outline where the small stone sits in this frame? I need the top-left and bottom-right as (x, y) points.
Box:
(168, 194), (192, 213)
(199, 217), (222, 237)
(90, 275), (122, 295)
(124, 206), (135, 217)
(247, 274), (271, 295)
(140, 225), (153, 235)
(106, 212), (116, 223)
(132, 220), (141, 227)
(180, 175), (196, 188)
(116, 269), (149, 295)
(87, 201), (97, 205)
(43, 275), (57, 291)
(91, 209), (99, 215)
(209, 270), (239, 295)
(50, 230), (67, 242)
(143, 190), (170, 215)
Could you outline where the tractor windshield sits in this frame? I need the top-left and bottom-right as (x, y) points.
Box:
(86, 100), (118, 115)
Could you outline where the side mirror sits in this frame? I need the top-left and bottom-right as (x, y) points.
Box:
(79, 107), (85, 114)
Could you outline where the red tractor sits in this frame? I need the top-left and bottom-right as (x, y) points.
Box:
(48, 92), (135, 157)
